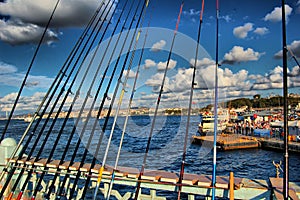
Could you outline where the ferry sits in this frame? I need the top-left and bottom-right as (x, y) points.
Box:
(198, 108), (229, 134)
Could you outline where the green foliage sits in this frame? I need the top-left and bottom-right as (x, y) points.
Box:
(227, 96), (300, 109)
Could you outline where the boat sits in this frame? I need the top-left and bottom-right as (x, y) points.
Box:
(198, 108), (229, 134)
(23, 114), (34, 122)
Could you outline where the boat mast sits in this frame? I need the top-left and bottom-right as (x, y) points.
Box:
(281, 0), (289, 199)
(212, 0), (219, 199)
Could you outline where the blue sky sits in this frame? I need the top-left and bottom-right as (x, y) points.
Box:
(0, 0), (300, 114)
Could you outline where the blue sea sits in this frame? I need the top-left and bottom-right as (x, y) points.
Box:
(1, 115), (299, 199)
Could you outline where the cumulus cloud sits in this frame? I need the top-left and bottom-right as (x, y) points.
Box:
(253, 27), (269, 35)
(150, 40), (166, 52)
(0, 61), (54, 88)
(145, 73), (170, 93)
(0, 62), (18, 74)
(190, 57), (215, 68)
(0, 91), (46, 113)
(0, 0), (113, 45)
(0, 19), (59, 45)
(123, 69), (136, 79)
(144, 59), (156, 69)
(157, 59), (177, 71)
(263, 4), (293, 22)
(233, 23), (253, 39)
(250, 65), (300, 90)
(223, 46), (263, 64)
(274, 40), (300, 59)
(131, 56), (299, 108)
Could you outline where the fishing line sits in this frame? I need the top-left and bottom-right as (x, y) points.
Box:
(52, 0), (136, 198)
(0, 0), (61, 142)
(177, 1), (204, 199)
(42, 1), (120, 199)
(1, 1), (110, 199)
(212, 0), (219, 199)
(27, 1), (117, 200)
(106, 12), (152, 200)
(70, 0), (148, 198)
(134, 2), (184, 199)
(93, 2), (150, 200)
(12, 0), (111, 197)
(0, 0), (104, 197)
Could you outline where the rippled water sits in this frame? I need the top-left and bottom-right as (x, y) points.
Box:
(1, 115), (299, 199)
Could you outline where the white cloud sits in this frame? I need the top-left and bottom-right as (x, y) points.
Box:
(274, 40), (300, 58)
(0, 62), (18, 74)
(0, 92), (46, 113)
(0, 19), (58, 45)
(123, 69), (136, 79)
(264, 4), (293, 22)
(253, 27), (269, 35)
(144, 59), (156, 69)
(150, 40), (166, 52)
(223, 46), (263, 64)
(233, 23), (253, 39)
(145, 73), (170, 93)
(190, 57), (215, 68)
(0, 61), (54, 88)
(130, 57), (299, 108)
(250, 65), (299, 90)
(157, 59), (177, 71)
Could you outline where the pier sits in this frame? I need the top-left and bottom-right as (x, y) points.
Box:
(192, 135), (260, 151)
(192, 134), (300, 152)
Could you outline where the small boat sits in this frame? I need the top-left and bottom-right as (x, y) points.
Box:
(23, 114), (39, 122)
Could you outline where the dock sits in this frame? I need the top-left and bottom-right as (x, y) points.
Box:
(2, 157), (300, 199)
(259, 138), (300, 153)
(192, 134), (260, 151)
(192, 134), (300, 152)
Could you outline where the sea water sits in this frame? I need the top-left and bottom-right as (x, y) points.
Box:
(1, 115), (299, 199)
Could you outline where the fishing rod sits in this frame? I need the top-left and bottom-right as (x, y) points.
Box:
(212, 0), (219, 199)
(0, 0), (103, 197)
(73, 0), (149, 198)
(0, 0), (61, 142)
(7, 2), (110, 199)
(134, 2), (184, 199)
(27, 2), (117, 200)
(93, 1), (150, 199)
(53, 0), (136, 198)
(106, 14), (151, 200)
(177, 1), (204, 199)
(281, 0), (289, 199)
(43, 2), (120, 199)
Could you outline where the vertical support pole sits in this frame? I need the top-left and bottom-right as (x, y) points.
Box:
(229, 172), (234, 200)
